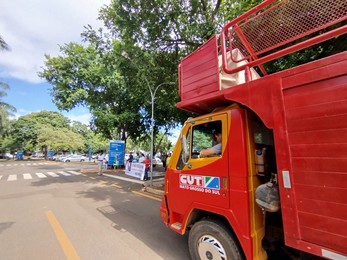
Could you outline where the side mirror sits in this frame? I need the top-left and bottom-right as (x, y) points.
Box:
(181, 135), (189, 165)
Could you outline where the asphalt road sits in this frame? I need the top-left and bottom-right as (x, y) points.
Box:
(0, 160), (190, 260)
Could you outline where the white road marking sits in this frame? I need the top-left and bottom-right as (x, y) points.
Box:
(46, 172), (59, 177)
(23, 173), (32, 179)
(8, 175), (17, 181)
(36, 172), (47, 178)
(57, 171), (71, 176)
(67, 171), (81, 175)
(0, 169), (86, 182)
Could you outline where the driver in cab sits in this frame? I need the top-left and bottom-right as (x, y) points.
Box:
(199, 128), (222, 157)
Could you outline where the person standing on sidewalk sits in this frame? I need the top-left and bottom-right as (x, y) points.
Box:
(127, 152), (134, 171)
(143, 154), (151, 181)
(97, 152), (105, 176)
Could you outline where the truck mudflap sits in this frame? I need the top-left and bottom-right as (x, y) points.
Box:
(160, 194), (170, 226)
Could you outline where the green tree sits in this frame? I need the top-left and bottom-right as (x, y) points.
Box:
(71, 121), (109, 153)
(39, 37), (187, 142)
(37, 126), (85, 152)
(0, 83), (16, 135)
(0, 36), (16, 151)
(38, 0), (263, 146)
(100, 0), (261, 53)
(9, 111), (83, 154)
(126, 130), (172, 154)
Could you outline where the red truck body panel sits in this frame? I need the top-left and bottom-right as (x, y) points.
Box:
(178, 36), (220, 103)
(162, 0), (347, 258)
(278, 53), (347, 256)
(168, 51), (347, 258)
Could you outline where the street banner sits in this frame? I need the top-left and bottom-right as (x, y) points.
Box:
(125, 162), (145, 180)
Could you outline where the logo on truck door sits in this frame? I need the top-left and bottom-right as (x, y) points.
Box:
(179, 174), (221, 195)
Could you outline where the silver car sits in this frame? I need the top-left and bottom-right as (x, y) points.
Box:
(60, 154), (86, 162)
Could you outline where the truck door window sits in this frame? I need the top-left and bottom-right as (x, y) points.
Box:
(192, 120), (222, 158)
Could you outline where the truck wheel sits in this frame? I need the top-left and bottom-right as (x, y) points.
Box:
(189, 219), (244, 260)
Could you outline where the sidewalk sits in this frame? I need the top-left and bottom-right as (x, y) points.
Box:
(81, 166), (165, 196)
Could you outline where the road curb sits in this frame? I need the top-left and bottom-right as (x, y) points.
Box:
(144, 186), (164, 196)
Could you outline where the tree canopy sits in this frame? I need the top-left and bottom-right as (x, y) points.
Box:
(39, 0), (262, 150)
(39, 0), (344, 154)
(5, 111), (108, 154)
(0, 36), (16, 142)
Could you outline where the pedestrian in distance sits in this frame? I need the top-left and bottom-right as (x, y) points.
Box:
(166, 152), (172, 168)
(139, 153), (145, 163)
(127, 152), (134, 171)
(143, 154), (151, 181)
(97, 152), (105, 176)
(161, 152), (168, 170)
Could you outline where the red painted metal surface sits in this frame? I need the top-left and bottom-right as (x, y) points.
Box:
(280, 57), (347, 255)
(167, 0), (347, 258)
(161, 108), (256, 260)
(178, 0), (346, 115)
(178, 36), (219, 101)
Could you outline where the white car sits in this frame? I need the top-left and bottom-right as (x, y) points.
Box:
(60, 154), (86, 162)
(0, 152), (13, 159)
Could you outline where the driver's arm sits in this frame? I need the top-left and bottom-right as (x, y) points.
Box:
(199, 143), (221, 157)
(199, 147), (216, 157)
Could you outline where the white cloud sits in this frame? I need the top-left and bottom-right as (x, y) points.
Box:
(63, 112), (92, 126)
(0, 0), (110, 83)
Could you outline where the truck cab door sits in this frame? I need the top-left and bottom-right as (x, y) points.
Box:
(172, 112), (230, 212)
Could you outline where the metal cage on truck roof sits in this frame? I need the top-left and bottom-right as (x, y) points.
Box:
(178, 0), (347, 114)
(220, 0), (347, 76)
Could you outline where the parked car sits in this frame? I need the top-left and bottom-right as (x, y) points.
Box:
(60, 154), (86, 162)
(31, 151), (44, 158)
(0, 152), (14, 159)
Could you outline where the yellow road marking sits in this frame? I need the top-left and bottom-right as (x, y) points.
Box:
(132, 191), (161, 202)
(111, 184), (122, 188)
(99, 181), (109, 185)
(45, 210), (80, 260)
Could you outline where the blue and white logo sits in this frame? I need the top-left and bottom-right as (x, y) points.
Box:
(204, 176), (220, 190)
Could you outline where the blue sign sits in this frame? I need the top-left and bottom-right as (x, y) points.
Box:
(88, 146), (92, 161)
(16, 151), (24, 160)
(108, 140), (125, 166)
(47, 150), (55, 160)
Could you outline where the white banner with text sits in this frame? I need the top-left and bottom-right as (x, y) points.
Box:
(125, 162), (145, 180)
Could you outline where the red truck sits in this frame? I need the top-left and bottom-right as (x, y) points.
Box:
(160, 0), (347, 259)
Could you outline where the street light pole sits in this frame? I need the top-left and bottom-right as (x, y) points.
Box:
(149, 82), (175, 186)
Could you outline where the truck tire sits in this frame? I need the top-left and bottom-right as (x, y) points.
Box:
(189, 219), (244, 260)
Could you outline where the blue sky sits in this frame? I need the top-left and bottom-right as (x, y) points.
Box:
(0, 0), (180, 143)
(0, 0), (110, 125)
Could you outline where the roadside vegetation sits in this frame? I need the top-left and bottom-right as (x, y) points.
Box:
(1, 1), (344, 156)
